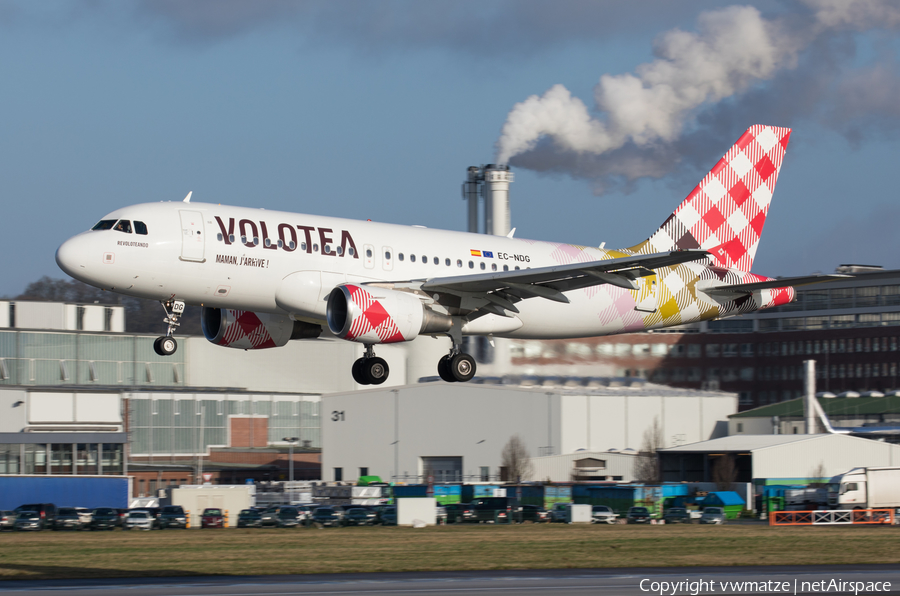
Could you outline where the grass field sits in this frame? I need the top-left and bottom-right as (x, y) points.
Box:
(1, 524), (898, 581)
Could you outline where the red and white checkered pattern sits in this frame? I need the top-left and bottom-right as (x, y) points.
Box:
(644, 125), (791, 272)
(345, 285), (406, 343)
(216, 310), (278, 349)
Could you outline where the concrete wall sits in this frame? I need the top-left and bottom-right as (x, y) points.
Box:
(171, 485), (255, 528)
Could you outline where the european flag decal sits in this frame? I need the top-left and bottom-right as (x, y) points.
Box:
(483, 251), (494, 258)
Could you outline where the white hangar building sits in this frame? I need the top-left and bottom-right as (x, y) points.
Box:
(321, 382), (735, 484)
(659, 433), (900, 483)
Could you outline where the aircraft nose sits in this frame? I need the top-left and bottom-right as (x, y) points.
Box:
(56, 235), (87, 280)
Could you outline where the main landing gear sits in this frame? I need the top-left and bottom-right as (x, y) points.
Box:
(437, 331), (476, 383)
(153, 300), (184, 356)
(352, 345), (390, 385)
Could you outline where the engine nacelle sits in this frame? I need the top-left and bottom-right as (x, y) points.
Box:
(326, 284), (451, 344)
(201, 307), (320, 349)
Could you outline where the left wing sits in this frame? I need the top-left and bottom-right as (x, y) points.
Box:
(411, 250), (709, 317)
(699, 274), (851, 296)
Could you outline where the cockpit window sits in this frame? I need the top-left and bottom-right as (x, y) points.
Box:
(134, 221), (148, 235)
(113, 220), (132, 233)
(92, 220), (117, 231)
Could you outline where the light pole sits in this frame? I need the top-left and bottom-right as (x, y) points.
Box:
(283, 437), (299, 504)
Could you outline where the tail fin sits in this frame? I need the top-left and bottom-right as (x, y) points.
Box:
(633, 125), (791, 272)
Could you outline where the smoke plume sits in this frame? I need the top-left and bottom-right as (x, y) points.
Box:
(496, 0), (900, 192)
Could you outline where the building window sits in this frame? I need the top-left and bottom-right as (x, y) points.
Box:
(739, 367), (754, 381)
(737, 393), (752, 407)
(334, 467), (343, 482)
(706, 344), (720, 358)
(737, 422), (744, 432)
(740, 343), (753, 357)
(359, 467), (368, 477)
(687, 344), (701, 358)
(480, 466), (490, 482)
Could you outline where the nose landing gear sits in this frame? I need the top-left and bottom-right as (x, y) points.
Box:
(154, 300), (184, 356)
(352, 344), (390, 385)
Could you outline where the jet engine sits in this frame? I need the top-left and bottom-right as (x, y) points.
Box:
(326, 284), (451, 343)
(201, 307), (321, 349)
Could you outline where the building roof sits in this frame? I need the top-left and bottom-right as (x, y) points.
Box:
(658, 434), (831, 453)
(730, 396), (900, 419)
(348, 380), (733, 399)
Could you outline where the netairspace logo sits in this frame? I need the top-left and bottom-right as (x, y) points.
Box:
(639, 578), (892, 595)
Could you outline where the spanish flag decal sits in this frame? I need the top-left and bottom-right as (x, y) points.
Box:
(470, 249), (482, 257)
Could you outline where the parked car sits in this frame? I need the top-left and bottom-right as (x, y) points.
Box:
(90, 508), (120, 530)
(444, 503), (476, 524)
(123, 510), (154, 531)
(296, 505), (315, 522)
(591, 505), (618, 524)
(312, 507), (341, 527)
(519, 505), (550, 523)
(627, 506), (652, 524)
(115, 508), (129, 527)
(237, 509), (263, 528)
(158, 506), (188, 529)
(14, 511), (44, 531)
(129, 507), (161, 529)
(14, 503), (57, 527)
(380, 506), (397, 526)
(469, 497), (516, 523)
(663, 507), (693, 524)
(261, 506), (302, 528)
(0, 511), (16, 531)
(344, 507), (378, 526)
(699, 507), (726, 525)
(74, 508), (93, 526)
(201, 508), (226, 528)
(549, 503), (570, 523)
(54, 508), (85, 531)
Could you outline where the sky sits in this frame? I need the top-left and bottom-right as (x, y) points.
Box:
(2, 0), (900, 297)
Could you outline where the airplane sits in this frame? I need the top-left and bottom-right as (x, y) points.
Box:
(56, 124), (847, 386)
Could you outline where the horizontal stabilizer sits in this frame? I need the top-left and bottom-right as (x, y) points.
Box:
(701, 274), (851, 295)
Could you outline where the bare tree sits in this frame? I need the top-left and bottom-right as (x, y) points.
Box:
(711, 455), (737, 490)
(634, 417), (663, 483)
(500, 434), (533, 483)
(808, 461), (828, 487)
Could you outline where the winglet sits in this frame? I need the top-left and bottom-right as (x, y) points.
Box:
(506, 228), (516, 238)
(183, 191), (193, 203)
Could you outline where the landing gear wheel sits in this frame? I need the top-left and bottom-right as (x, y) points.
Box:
(351, 358), (369, 385)
(438, 355), (456, 383)
(155, 336), (177, 356)
(364, 357), (389, 385)
(449, 353), (476, 382)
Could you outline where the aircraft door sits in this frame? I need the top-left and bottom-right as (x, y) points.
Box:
(363, 244), (375, 269)
(382, 246), (393, 271)
(179, 210), (206, 262)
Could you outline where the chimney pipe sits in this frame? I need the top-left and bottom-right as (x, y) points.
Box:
(803, 359), (816, 434)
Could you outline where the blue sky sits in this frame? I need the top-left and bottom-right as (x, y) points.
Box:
(2, 0), (900, 297)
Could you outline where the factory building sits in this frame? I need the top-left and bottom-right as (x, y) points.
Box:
(321, 382), (734, 484)
(529, 451), (639, 483)
(658, 433), (900, 483)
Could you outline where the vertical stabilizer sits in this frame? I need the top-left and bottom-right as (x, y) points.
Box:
(633, 125), (791, 272)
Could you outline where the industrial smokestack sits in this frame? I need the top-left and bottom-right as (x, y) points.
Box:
(482, 164), (513, 236)
(803, 360), (816, 434)
(462, 166), (481, 234)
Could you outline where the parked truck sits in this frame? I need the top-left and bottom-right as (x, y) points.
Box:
(837, 467), (900, 510)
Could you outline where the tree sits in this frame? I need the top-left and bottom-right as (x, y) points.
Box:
(808, 461), (828, 487)
(500, 434), (533, 483)
(711, 455), (737, 490)
(634, 416), (663, 483)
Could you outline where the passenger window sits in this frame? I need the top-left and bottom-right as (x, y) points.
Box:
(468, 261), (474, 269)
(457, 259), (462, 268)
(444, 258), (449, 266)
(348, 247), (354, 256)
(92, 219), (117, 231)
(399, 253), (405, 261)
(336, 246), (343, 256)
(480, 262), (486, 270)
(289, 241), (296, 250)
(217, 233), (224, 242)
(410, 254), (415, 262)
(113, 220), (132, 233)
(492, 263), (497, 271)
(134, 221), (148, 235)
(385, 251), (391, 260)
(229, 234), (235, 243)
(313, 244), (319, 252)
(503, 265), (509, 271)
(366, 249), (373, 258)
(301, 242), (307, 251)
(421, 255), (427, 263)
(277, 239), (283, 248)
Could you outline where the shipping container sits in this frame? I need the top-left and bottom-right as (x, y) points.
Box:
(573, 485), (636, 515)
(432, 485), (462, 505)
(0, 476), (129, 510)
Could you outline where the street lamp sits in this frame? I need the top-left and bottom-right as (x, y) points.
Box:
(283, 437), (299, 505)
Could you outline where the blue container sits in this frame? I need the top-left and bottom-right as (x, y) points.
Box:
(393, 485), (428, 498)
(0, 476), (129, 510)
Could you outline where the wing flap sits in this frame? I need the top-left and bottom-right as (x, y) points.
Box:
(700, 274), (851, 295)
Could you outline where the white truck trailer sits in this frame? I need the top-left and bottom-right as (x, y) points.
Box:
(837, 467), (900, 510)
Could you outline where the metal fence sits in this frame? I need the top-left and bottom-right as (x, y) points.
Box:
(770, 509), (895, 526)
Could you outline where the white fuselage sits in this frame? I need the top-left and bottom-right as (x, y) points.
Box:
(56, 201), (723, 339)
